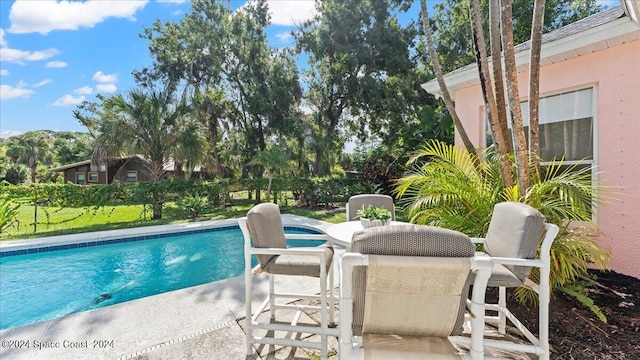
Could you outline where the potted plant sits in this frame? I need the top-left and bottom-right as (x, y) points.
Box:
(357, 205), (392, 228)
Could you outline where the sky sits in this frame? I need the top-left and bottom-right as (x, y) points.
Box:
(0, 0), (619, 139)
(0, 0), (329, 138)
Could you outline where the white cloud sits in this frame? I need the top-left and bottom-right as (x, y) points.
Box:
(156, 0), (189, 3)
(46, 61), (68, 68)
(0, 69), (9, 76)
(264, 1), (317, 26)
(96, 83), (117, 93)
(1, 129), (23, 138)
(0, 47), (60, 64)
(92, 71), (117, 83)
(52, 94), (85, 106)
(0, 29), (6, 47)
(33, 79), (52, 87)
(0, 82), (35, 100)
(74, 86), (93, 95)
(275, 31), (292, 43)
(8, 0), (148, 35)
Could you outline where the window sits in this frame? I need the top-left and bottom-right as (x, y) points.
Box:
(88, 172), (99, 182)
(125, 171), (138, 182)
(76, 172), (86, 185)
(487, 88), (594, 165)
(99, 164), (106, 172)
(486, 87), (596, 215)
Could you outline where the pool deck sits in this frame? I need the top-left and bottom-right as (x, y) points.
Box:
(0, 215), (336, 360)
(1, 215), (531, 359)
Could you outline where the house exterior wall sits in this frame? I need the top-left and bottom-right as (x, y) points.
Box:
(453, 40), (640, 278)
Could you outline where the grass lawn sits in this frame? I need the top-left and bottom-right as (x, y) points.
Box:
(1, 193), (348, 241)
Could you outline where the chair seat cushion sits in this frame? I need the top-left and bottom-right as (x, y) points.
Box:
(362, 334), (463, 359)
(262, 245), (334, 277)
(473, 251), (523, 288)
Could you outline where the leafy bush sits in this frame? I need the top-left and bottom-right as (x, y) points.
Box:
(396, 140), (611, 307)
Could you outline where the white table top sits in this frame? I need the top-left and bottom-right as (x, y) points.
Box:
(326, 220), (405, 247)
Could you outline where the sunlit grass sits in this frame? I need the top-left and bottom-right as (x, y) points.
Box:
(1, 192), (349, 241)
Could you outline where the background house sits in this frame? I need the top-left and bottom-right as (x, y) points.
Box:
(422, 3), (640, 278)
(50, 155), (201, 184)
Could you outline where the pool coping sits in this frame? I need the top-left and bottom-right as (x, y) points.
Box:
(0, 214), (333, 256)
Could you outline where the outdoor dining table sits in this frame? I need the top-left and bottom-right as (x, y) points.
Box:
(325, 220), (406, 248)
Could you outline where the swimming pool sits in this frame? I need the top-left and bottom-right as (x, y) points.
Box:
(0, 225), (324, 330)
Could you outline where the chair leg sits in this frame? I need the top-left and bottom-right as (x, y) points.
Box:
(320, 261), (328, 360)
(498, 287), (507, 334)
(539, 268), (551, 360)
(329, 260), (335, 326)
(269, 275), (276, 320)
(245, 263), (254, 357)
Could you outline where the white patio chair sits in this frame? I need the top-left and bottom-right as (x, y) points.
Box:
(346, 194), (396, 221)
(471, 202), (560, 360)
(238, 203), (338, 360)
(339, 224), (493, 359)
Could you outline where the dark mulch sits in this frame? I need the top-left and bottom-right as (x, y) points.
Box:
(504, 270), (640, 359)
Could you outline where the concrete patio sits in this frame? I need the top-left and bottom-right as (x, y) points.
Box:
(0, 216), (534, 359)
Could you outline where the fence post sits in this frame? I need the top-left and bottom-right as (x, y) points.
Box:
(33, 189), (38, 233)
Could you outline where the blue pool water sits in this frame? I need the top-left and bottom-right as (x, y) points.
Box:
(0, 226), (324, 330)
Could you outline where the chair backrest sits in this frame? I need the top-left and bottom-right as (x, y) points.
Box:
(346, 194), (395, 221)
(246, 203), (287, 267)
(350, 224), (474, 337)
(484, 202), (546, 281)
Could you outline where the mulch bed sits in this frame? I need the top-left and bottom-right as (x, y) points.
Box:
(505, 270), (640, 359)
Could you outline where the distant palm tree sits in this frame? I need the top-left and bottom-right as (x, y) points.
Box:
(395, 140), (610, 300)
(88, 87), (206, 219)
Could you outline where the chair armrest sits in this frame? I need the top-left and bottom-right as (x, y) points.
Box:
(488, 256), (546, 268)
(284, 233), (332, 245)
(471, 237), (486, 244)
(249, 247), (330, 258)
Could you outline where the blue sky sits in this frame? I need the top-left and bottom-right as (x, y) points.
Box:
(0, 0), (330, 138)
(0, 0), (618, 139)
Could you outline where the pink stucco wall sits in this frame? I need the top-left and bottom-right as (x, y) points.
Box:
(454, 40), (640, 278)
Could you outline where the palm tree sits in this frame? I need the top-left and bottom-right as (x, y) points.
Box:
(5, 132), (54, 183)
(86, 87), (206, 219)
(395, 140), (610, 300)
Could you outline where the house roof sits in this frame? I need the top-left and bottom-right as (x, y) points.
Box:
(422, 3), (640, 96)
(50, 155), (202, 173)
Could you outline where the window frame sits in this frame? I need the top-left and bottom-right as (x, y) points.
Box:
(483, 85), (598, 220)
(88, 172), (99, 183)
(125, 170), (138, 182)
(75, 172), (86, 185)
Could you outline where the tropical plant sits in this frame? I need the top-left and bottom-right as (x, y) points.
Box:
(177, 193), (208, 219)
(357, 205), (392, 224)
(395, 140), (611, 307)
(0, 198), (20, 235)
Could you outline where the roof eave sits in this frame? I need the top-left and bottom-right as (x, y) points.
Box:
(422, 13), (639, 97)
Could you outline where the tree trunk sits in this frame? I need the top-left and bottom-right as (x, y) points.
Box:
(470, 0), (514, 187)
(500, 0), (530, 194)
(313, 146), (324, 177)
(490, 0), (511, 154)
(528, 0), (546, 170)
(420, 0), (478, 158)
(266, 176), (272, 202)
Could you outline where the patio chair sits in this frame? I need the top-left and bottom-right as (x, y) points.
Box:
(238, 203), (338, 360)
(471, 202), (560, 360)
(339, 224), (493, 359)
(346, 194), (396, 221)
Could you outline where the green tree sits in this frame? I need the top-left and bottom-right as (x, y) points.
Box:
(75, 87), (206, 219)
(295, 0), (421, 176)
(52, 132), (94, 165)
(5, 131), (54, 183)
